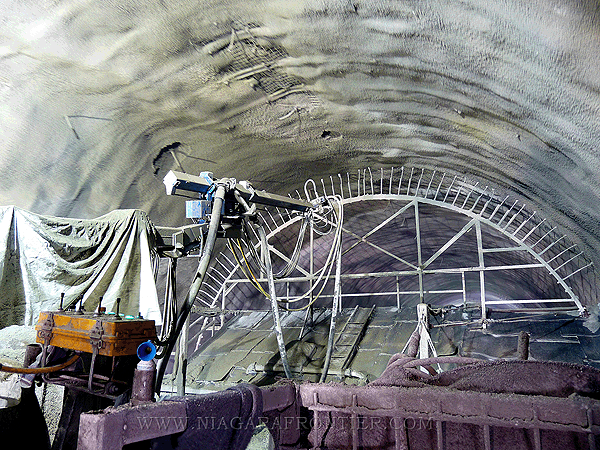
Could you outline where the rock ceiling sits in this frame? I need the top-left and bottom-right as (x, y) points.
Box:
(1, 0), (599, 272)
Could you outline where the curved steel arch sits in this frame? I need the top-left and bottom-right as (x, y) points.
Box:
(192, 167), (594, 340)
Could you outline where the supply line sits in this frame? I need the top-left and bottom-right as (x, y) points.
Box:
(155, 183), (227, 394)
(228, 194), (343, 312)
(0, 355), (80, 374)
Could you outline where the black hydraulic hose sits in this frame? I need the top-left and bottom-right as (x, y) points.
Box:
(154, 185), (227, 394)
(155, 258), (178, 349)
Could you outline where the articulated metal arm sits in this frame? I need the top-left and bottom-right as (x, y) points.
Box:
(156, 171), (314, 258)
(154, 171), (315, 393)
(163, 170), (313, 212)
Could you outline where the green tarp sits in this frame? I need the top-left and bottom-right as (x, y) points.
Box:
(0, 206), (161, 328)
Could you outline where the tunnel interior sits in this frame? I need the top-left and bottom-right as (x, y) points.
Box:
(179, 167), (600, 384)
(1, 1), (600, 446)
(196, 168), (598, 312)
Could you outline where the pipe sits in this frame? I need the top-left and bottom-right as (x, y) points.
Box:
(248, 363), (366, 379)
(154, 184), (227, 393)
(517, 331), (530, 360)
(24, 344), (42, 368)
(132, 359), (156, 405)
(319, 240), (342, 383)
(402, 356), (482, 369)
(0, 354), (80, 374)
(258, 225), (292, 378)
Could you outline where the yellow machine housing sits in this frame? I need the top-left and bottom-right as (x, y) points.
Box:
(36, 310), (156, 357)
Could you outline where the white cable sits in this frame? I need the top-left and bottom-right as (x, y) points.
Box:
(282, 195), (343, 309)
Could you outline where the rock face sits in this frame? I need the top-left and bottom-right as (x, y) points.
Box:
(0, 1), (599, 265)
(1, 4), (599, 441)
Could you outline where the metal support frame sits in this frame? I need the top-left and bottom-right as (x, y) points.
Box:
(476, 220), (487, 321)
(301, 383), (600, 450)
(190, 167), (592, 347)
(78, 401), (187, 450)
(78, 378), (599, 450)
(78, 384), (298, 450)
(415, 201), (424, 304)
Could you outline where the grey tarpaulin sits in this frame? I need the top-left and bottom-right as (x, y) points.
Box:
(0, 206), (161, 328)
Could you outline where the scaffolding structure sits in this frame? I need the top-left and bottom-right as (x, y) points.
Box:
(189, 167), (596, 347)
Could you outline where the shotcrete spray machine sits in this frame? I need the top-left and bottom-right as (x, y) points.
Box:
(7, 170), (314, 450)
(6, 171), (600, 450)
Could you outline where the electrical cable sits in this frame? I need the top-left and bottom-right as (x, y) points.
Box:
(227, 239), (269, 297)
(242, 216), (309, 279)
(223, 189), (342, 312)
(319, 234), (342, 382)
(274, 217), (308, 278)
(233, 206), (324, 299)
(235, 217), (298, 280)
(304, 179), (334, 235)
(280, 195), (343, 310)
(154, 257), (178, 350)
(236, 238), (270, 298)
(229, 217), (310, 303)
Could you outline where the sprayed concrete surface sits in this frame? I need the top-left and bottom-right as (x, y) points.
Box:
(0, 0), (598, 269)
(0, 4), (600, 438)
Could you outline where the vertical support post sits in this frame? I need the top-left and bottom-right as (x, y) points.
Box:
(260, 237), (266, 279)
(351, 394), (359, 450)
(461, 271), (467, 308)
(171, 338), (180, 392)
(259, 227), (292, 379)
(417, 303), (430, 359)
(176, 313), (189, 396)
(309, 218), (315, 325)
(483, 424), (492, 450)
(221, 284), (226, 328)
(335, 236), (343, 313)
(533, 428), (542, 450)
(335, 209), (343, 313)
(320, 237), (342, 382)
(517, 331), (530, 360)
(588, 423), (596, 450)
(394, 392), (409, 450)
(394, 417), (408, 450)
(436, 420), (444, 450)
(475, 220), (487, 322)
(396, 276), (401, 310)
(415, 201), (424, 303)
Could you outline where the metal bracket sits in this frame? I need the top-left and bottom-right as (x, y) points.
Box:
(37, 312), (55, 345)
(155, 223), (208, 258)
(89, 320), (105, 351)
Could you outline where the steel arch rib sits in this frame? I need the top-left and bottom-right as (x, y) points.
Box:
(198, 168), (589, 322)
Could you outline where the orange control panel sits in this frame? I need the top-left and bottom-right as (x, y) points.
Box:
(35, 310), (156, 357)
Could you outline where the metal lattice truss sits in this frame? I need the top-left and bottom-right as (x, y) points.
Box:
(191, 167), (595, 338)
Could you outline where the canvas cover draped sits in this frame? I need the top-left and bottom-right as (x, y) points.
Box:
(0, 206), (161, 328)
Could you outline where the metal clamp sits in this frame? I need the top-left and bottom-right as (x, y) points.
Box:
(37, 312), (55, 345)
(89, 320), (105, 351)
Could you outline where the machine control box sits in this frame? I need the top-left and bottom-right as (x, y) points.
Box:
(35, 310), (156, 357)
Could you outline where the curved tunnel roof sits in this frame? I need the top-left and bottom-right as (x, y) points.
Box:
(1, 0), (599, 289)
